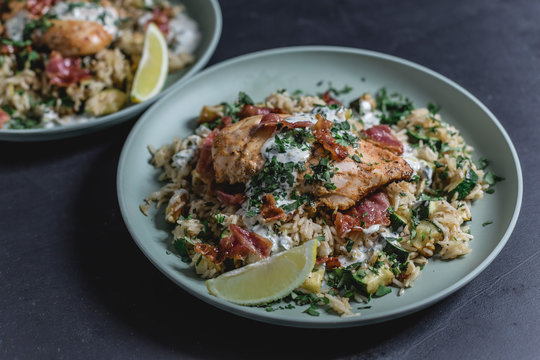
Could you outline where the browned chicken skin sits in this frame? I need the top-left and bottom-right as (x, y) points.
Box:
(298, 144), (413, 210)
(211, 114), (291, 184)
(42, 19), (113, 57)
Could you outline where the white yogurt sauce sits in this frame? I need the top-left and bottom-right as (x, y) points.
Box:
(172, 135), (200, 169)
(252, 223), (294, 253)
(357, 100), (383, 129)
(5, 10), (29, 42)
(362, 224), (381, 234)
(168, 12), (201, 54)
(311, 106), (348, 122)
(284, 114), (318, 125)
(49, 2), (120, 38)
(401, 145), (433, 183)
(261, 135), (311, 165)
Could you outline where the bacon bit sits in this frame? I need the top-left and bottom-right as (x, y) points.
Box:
(334, 192), (390, 237)
(238, 105), (285, 120)
(216, 190), (246, 206)
(321, 91), (342, 106)
(260, 194), (286, 222)
(196, 224), (273, 264)
(0, 108), (10, 129)
(220, 115), (233, 128)
(313, 114), (348, 160)
(334, 212), (361, 238)
(165, 190), (188, 223)
(258, 113), (313, 130)
(1, 44), (15, 55)
(348, 192), (391, 228)
(316, 256), (342, 270)
(45, 51), (91, 87)
(230, 224), (273, 258)
(146, 7), (171, 35)
(194, 243), (220, 263)
(362, 125), (404, 155)
(238, 104), (271, 119)
(195, 129), (218, 184)
(27, 0), (57, 16)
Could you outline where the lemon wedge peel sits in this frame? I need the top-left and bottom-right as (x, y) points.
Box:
(206, 239), (319, 306)
(130, 23), (168, 103)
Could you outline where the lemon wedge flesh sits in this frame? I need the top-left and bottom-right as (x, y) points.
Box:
(130, 23), (168, 103)
(206, 240), (318, 305)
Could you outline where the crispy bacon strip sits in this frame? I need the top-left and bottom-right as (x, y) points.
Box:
(316, 256), (342, 270)
(195, 224), (273, 264)
(258, 113), (313, 130)
(334, 212), (361, 238)
(0, 108), (9, 129)
(195, 129), (218, 184)
(1, 44), (16, 55)
(194, 243), (220, 263)
(220, 115), (233, 128)
(362, 125), (404, 155)
(313, 114), (348, 160)
(238, 104), (271, 119)
(45, 51), (91, 87)
(27, 0), (57, 16)
(237, 104), (286, 120)
(334, 192), (391, 237)
(321, 91), (342, 106)
(146, 7), (171, 35)
(216, 190), (246, 206)
(260, 194), (286, 222)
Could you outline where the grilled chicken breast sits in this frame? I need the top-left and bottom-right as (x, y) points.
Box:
(211, 114), (413, 210)
(298, 144), (413, 210)
(211, 114), (290, 184)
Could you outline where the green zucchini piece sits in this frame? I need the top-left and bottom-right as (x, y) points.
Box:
(448, 169), (478, 200)
(388, 207), (407, 233)
(383, 237), (410, 263)
(415, 200), (438, 221)
(353, 266), (394, 295)
(406, 128), (442, 150)
(411, 220), (443, 255)
(349, 98), (362, 114)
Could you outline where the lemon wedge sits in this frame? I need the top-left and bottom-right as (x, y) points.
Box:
(130, 23), (168, 103)
(206, 240), (318, 305)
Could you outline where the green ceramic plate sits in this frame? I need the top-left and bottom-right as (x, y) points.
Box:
(0, 0), (221, 142)
(117, 46), (522, 328)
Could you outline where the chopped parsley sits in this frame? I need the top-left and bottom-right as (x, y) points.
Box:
(376, 88), (415, 125)
(304, 157), (338, 191)
(331, 121), (359, 148)
(427, 102), (441, 115)
(248, 157), (304, 209)
(482, 221), (493, 227)
(325, 82), (353, 96)
(483, 171), (504, 192)
(346, 238), (354, 252)
(173, 237), (191, 262)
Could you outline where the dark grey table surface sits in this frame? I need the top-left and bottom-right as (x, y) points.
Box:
(1, 0), (539, 359)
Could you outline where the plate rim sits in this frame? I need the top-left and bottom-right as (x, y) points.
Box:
(117, 45), (523, 328)
(0, 0), (222, 142)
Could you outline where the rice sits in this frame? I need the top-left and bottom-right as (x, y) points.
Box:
(143, 88), (492, 316)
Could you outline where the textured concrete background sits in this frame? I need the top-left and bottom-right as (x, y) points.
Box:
(1, 0), (538, 359)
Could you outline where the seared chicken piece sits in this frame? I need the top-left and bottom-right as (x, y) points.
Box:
(211, 114), (413, 210)
(43, 19), (113, 57)
(211, 114), (290, 184)
(299, 144), (413, 210)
